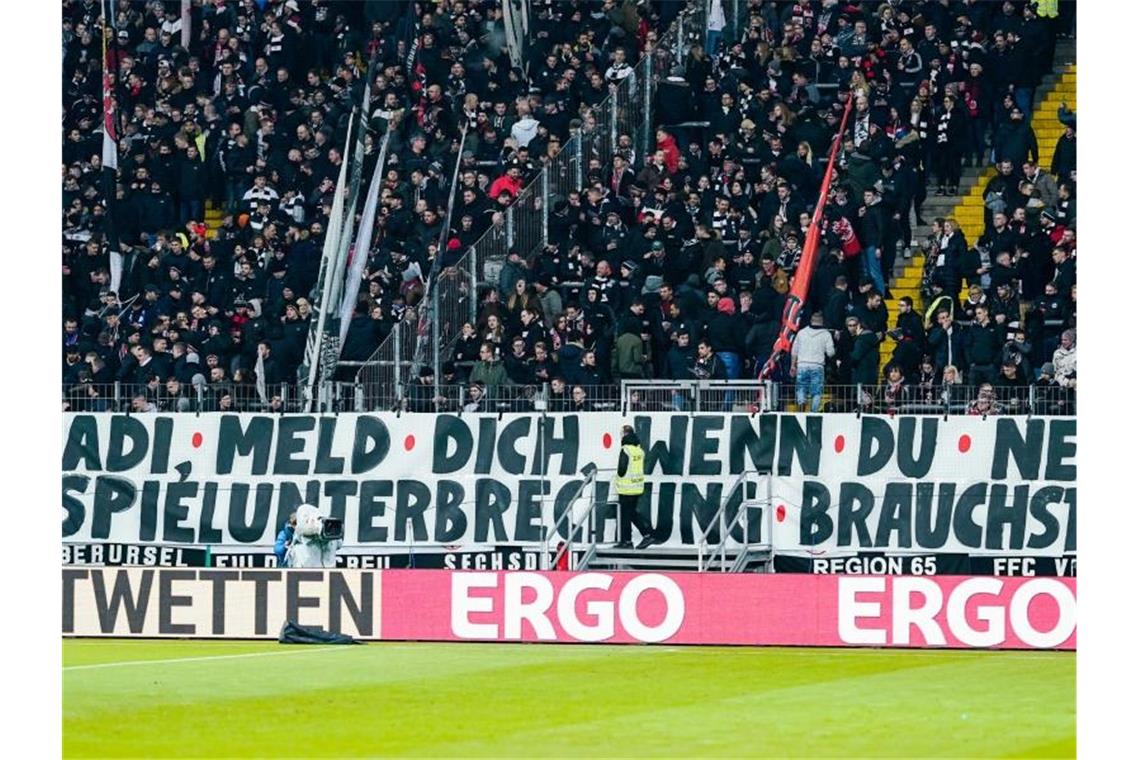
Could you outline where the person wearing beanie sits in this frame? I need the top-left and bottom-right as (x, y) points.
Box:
(614, 425), (658, 550)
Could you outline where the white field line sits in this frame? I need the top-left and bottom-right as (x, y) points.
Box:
(63, 646), (359, 672)
(64, 642), (1070, 672)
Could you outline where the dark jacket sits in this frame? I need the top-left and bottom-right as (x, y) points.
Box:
(849, 331), (881, 386)
(965, 321), (1002, 368)
(706, 311), (745, 354)
(859, 201), (888, 250)
(927, 324), (968, 371)
(994, 119), (1038, 166)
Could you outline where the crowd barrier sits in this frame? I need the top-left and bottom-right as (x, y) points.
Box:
(67, 379), (1075, 416)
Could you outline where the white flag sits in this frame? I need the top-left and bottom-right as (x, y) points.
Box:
(303, 111), (355, 395)
(338, 135), (389, 343)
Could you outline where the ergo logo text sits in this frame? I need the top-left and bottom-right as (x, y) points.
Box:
(838, 576), (1076, 648)
(451, 572), (686, 643)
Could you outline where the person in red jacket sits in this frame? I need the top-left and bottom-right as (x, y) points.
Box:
(488, 163), (524, 200)
(655, 128), (681, 173)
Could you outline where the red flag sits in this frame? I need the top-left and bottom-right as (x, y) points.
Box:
(759, 94), (854, 380)
(101, 72), (118, 171)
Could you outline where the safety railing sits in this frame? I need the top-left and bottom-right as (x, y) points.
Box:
(708, 472), (773, 573)
(622, 380), (776, 413)
(64, 378), (1075, 417)
(769, 382), (1076, 417)
(400, 382), (544, 414)
(62, 381), (312, 414)
(339, 310), (425, 412)
(543, 463), (606, 572)
(697, 468), (772, 573)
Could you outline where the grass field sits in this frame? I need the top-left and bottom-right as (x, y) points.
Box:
(63, 639), (1074, 758)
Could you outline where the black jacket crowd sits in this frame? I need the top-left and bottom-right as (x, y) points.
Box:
(61, 0), (1075, 416)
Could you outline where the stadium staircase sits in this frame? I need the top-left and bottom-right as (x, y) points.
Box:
(878, 41), (1076, 377)
(204, 201), (223, 239)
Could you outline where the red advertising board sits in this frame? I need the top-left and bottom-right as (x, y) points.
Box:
(64, 568), (1076, 650)
(380, 571), (1075, 650)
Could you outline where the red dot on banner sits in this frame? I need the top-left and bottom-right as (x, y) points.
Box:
(602, 433), (613, 449)
(191, 433), (203, 448)
(404, 434), (416, 451)
(958, 435), (972, 453)
(776, 505), (787, 523)
(834, 435), (845, 453)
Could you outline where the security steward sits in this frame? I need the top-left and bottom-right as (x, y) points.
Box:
(615, 425), (660, 549)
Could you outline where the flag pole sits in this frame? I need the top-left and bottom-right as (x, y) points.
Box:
(758, 93), (854, 381)
(101, 0), (123, 294)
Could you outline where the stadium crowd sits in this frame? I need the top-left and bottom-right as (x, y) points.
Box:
(62, 0), (1076, 416)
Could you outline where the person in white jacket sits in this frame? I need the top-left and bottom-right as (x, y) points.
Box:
(286, 504), (342, 569)
(510, 104), (540, 148)
(1051, 329), (1076, 388)
(791, 312), (836, 412)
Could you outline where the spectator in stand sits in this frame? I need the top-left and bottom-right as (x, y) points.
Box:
(968, 382), (1000, 416)
(995, 360), (1031, 414)
(932, 94), (967, 196)
(469, 341), (509, 398)
(886, 296), (925, 379)
(790, 312), (834, 412)
(63, 0), (1072, 413)
(879, 364), (910, 413)
(1052, 328), (1076, 388)
(939, 365), (969, 410)
(463, 382), (488, 413)
(965, 304), (1002, 387)
(928, 309), (967, 374)
(849, 320), (880, 389)
(858, 185), (888, 296)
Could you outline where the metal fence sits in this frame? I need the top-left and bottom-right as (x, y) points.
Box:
(69, 378), (1074, 417)
(61, 381), (314, 414)
(623, 379), (775, 413)
(349, 309), (427, 413)
(767, 382), (1076, 417)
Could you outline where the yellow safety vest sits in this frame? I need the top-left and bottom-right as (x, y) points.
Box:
(615, 444), (645, 495)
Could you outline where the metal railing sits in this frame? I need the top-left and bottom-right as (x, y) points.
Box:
(769, 382), (1076, 417)
(64, 379), (1075, 417)
(696, 468), (772, 573)
(543, 463), (607, 572)
(350, 311), (426, 413)
(61, 381), (312, 414)
(622, 380), (776, 413)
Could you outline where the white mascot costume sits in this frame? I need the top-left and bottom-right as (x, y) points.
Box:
(286, 504), (342, 568)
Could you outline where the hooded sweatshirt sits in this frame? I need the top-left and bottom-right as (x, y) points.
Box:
(510, 116), (540, 148)
(792, 324), (836, 368)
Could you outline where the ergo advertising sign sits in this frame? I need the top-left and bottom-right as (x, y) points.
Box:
(65, 569), (1075, 650)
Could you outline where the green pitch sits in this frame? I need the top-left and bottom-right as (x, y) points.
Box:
(64, 639), (1074, 758)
